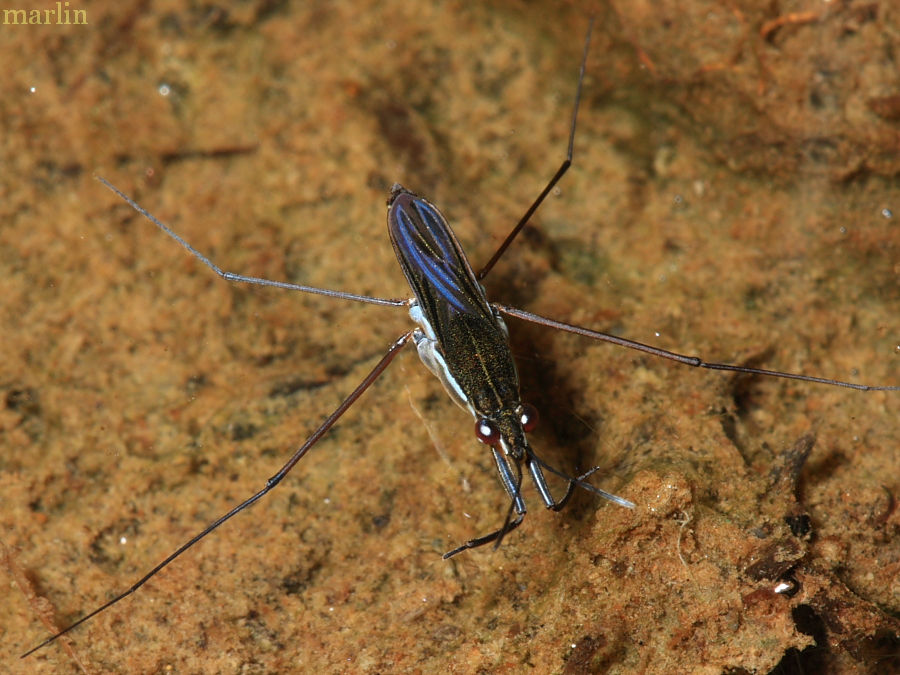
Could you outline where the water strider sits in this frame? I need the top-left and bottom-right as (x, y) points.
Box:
(23, 21), (897, 658)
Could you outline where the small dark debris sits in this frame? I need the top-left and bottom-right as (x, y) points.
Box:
(563, 634), (611, 675)
(158, 11), (183, 36)
(784, 513), (811, 538)
(774, 575), (801, 598)
(281, 565), (317, 596)
(185, 374), (207, 396)
(6, 387), (40, 416)
(187, 455), (210, 475)
(88, 518), (142, 568)
(255, 0), (289, 22)
(229, 422), (258, 441)
(610, 560), (628, 577)
(744, 538), (804, 582)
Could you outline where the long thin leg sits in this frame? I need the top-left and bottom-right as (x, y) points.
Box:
(526, 453), (575, 510)
(442, 513), (526, 560)
(496, 304), (898, 391)
(476, 19), (595, 281)
(96, 176), (408, 307)
(442, 460), (526, 560)
(441, 449), (525, 557)
(490, 446), (528, 514)
(23, 331), (413, 659)
(443, 449), (528, 559)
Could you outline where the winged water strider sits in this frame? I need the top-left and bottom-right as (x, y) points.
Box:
(22, 20), (897, 659)
(388, 184), (635, 557)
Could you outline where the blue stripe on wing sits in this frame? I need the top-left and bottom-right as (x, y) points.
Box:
(392, 197), (487, 315)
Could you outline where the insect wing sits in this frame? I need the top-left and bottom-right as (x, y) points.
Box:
(388, 188), (492, 321)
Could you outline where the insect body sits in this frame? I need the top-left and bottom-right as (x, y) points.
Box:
(22, 20), (896, 659)
(389, 185), (633, 556)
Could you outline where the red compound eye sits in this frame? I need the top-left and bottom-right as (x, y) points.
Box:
(519, 403), (539, 432)
(475, 418), (500, 446)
